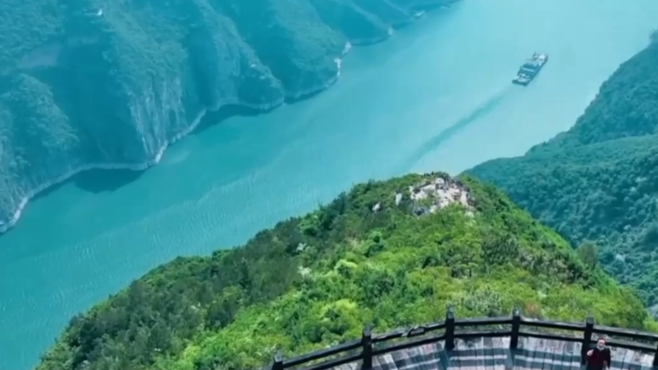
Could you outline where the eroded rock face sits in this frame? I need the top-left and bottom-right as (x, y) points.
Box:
(0, 0), (459, 231)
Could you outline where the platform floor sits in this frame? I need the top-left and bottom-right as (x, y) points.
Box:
(332, 337), (655, 370)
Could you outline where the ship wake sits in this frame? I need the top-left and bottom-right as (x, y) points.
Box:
(400, 86), (513, 171)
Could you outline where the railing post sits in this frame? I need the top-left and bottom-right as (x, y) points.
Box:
(445, 306), (455, 351)
(272, 350), (284, 370)
(510, 309), (521, 350)
(362, 325), (373, 370)
(653, 342), (658, 367)
(580, 316), (594, 365)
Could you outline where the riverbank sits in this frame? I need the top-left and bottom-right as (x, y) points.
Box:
(0, 3), (458, 234)
(2, 2), (658, 369)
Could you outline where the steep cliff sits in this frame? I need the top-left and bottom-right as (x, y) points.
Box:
(0, 0), (457, 232)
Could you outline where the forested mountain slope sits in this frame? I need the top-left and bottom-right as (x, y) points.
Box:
(36, 173), (653, 370)
(470, 36), (658, 308)
(0, 0), (457, 233)
(527, 36), (658, 152)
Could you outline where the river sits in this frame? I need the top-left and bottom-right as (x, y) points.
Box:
(2, 1), (658, 369)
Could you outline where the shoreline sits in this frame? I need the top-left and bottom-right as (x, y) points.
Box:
(0, 44), (353, 234)
(0, 2), (458, 234)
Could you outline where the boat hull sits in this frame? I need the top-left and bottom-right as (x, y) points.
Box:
(512, 79), (530, 86)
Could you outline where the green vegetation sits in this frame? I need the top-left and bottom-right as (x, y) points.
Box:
(469, 37), (658, 309)
(0, 0), (456, 230)
(532, 38), (658, 150)
(37, 173), (654, 370)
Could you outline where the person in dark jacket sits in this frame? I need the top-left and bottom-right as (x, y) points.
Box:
(587, 338), (611, 370)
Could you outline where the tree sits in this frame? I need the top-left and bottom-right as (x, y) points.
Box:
(578, 241), (599, 268)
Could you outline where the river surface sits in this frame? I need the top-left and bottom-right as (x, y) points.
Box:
(2, 1), (658, 369)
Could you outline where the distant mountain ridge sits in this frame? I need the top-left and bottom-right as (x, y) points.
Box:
(0, 0), (458, 232)
(469, 35), (658, 309)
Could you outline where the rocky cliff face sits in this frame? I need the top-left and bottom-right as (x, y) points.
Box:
(0, 0), (458, 232)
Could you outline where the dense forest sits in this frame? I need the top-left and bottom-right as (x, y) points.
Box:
(0, 0), (459, 232)
(37, 173), (653, 370)
(470, 36), (658, 310)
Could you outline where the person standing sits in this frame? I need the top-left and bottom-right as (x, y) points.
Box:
(587, 338), (612, 370)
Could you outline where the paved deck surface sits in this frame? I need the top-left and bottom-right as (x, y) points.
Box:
(331, 337), (655, 370)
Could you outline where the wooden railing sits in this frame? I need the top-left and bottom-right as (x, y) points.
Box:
(269, 308), (658, 370)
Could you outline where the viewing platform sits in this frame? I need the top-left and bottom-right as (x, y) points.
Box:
(268, 309), (658, 370)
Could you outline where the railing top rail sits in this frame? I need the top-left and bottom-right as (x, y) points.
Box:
(373, 321), (447, 343)
(594, 324), (658, 341)
(269, 310), (658, 370)
(454, 316), (512, 327)
(519, 317), (585, 331)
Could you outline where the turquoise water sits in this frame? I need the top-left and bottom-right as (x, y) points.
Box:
(2, 1), (658, 369)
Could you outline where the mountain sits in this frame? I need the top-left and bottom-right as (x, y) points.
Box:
(36, 173), (653, 370)
(0, 0), (457, 233)
(469, 36), (658, 309)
